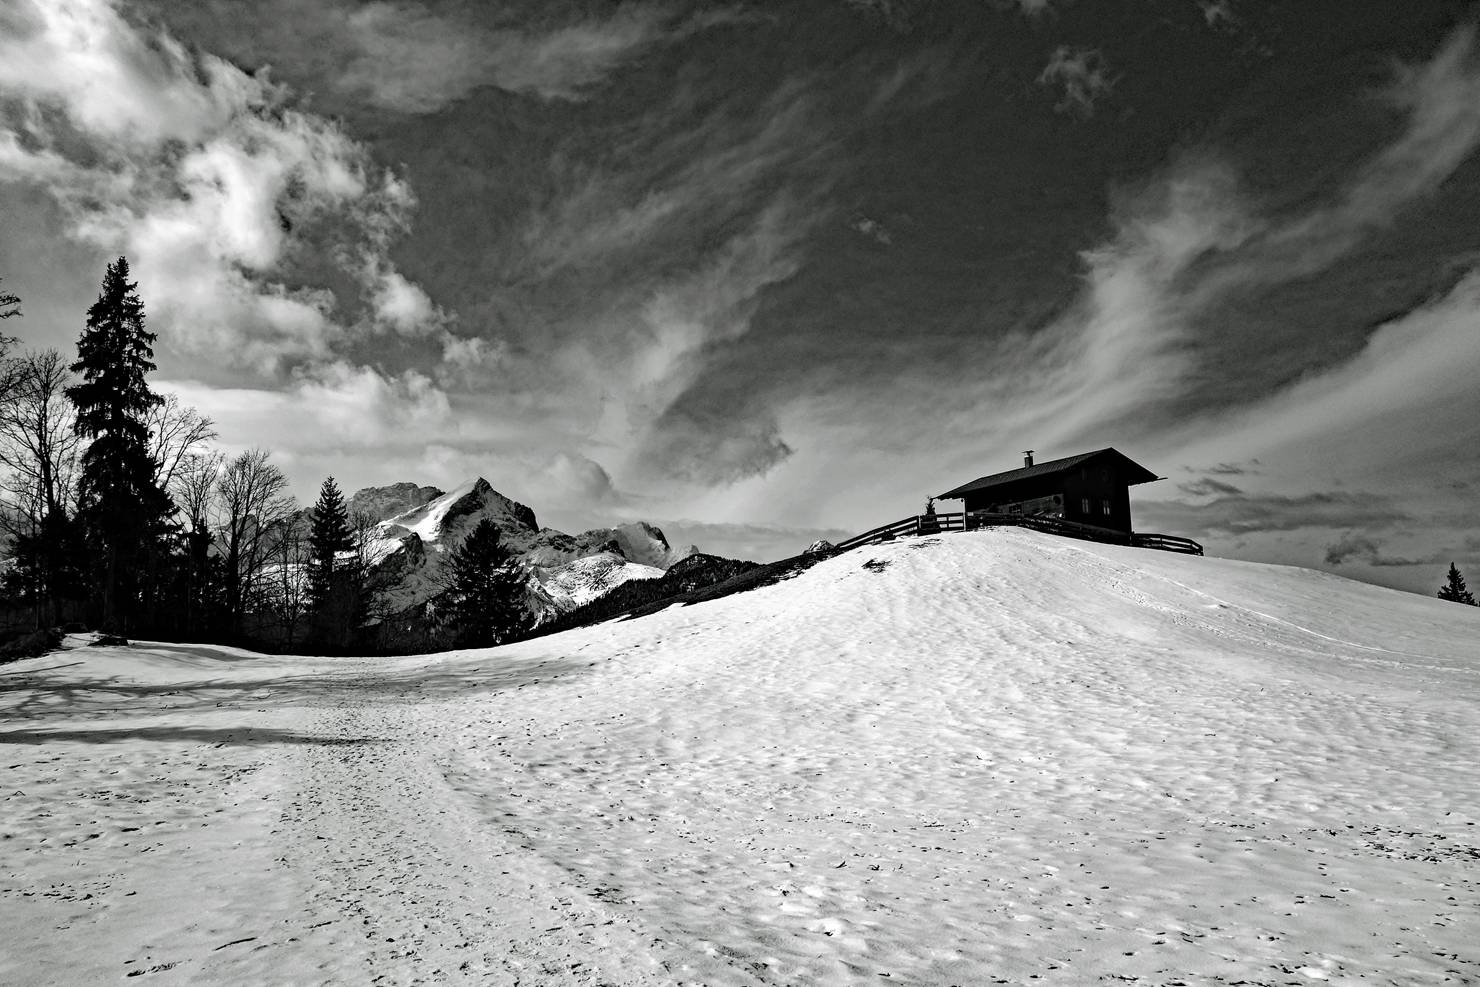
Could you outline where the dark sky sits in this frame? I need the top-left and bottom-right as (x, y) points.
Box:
(2, 0), (1479, 592)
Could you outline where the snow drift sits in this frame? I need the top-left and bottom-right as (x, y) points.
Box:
(3, 528), (1478, 986)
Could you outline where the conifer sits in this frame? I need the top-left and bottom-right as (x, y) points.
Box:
(1437, 562), (1478, 606)
(67, 257), (173, 630)
(307, 477), (352, 613)
(442, 518), (527, 648)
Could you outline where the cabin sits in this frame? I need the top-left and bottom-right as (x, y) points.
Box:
(936, 448), (1159, 536)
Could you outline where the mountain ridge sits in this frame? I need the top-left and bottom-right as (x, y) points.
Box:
(353, 477), (707, 622)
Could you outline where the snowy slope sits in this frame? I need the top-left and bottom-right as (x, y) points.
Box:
(4, 529), (1478, 986)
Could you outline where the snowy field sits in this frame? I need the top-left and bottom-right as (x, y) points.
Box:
(3, 528), (1478, 986)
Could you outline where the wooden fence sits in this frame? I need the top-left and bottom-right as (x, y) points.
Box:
(831, 511), (1202, 556)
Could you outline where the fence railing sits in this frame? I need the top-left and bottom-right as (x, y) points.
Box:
(830, 511), (1202, 556)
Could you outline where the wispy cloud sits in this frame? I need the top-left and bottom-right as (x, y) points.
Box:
(950, 24), (1480, 466)
(1140, 490), (1406, 538)
(335, 2), (742, 111)
(1038, 46), (1116, 117)
(1177, 476), (1243, 497)
(1323, 532), (1429, 568)
(505, 77), (841, 488)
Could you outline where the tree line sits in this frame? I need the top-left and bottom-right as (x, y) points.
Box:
(1, 260), (527, 654)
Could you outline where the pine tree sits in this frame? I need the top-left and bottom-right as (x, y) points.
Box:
(307, 477), (352, 612)
(67, 257), (174, 632)
(1437, 562), (1478, 606)
(442, 518), (527, 648)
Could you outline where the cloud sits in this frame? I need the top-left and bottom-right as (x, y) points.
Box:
(1196, 0), (1237, 30)
(623, 200), (810, 483)
(164, 363), (452, 456)
(1006, 0), (1068, 17)
(0, 0), (455, 373)
(851, 216), (893, 245)
(1038, 47), (1116, 117)
(654, 518), (855, 564)
(506, 75), (837, 489)
(1166, 265), (1480, 475)
(949, 24), (1480, 470)
(1177, 476), (1243, 497)
(1323, 532), (1428, 568)
(517, 77), (822, 279)
(366, 265), (442, 336)
(1140, 491), (1406, 537)
(247, 1), (745, 113)
(1211, 25), (1480, 288)
(531, 453), (620, 509)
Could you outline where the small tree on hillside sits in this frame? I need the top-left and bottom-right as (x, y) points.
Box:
(1438, 562), (1478, 606)
(441, 518), (527, 648)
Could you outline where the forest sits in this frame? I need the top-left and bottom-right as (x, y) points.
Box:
(0, 260), (527, 659)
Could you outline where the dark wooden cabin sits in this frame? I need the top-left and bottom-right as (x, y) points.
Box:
(937, 448), (1159, 535)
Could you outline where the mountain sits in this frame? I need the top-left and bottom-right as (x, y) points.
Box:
(537, 552), (763, 633)
(348, 483), (444, 524)
(356, 478), (699, 622)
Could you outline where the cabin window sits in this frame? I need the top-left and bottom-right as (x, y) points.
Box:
(1101, 499), (1111, 515)
(1080, 497), (1090, 514)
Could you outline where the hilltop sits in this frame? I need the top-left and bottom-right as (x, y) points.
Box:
(3, 528), (1477, 985)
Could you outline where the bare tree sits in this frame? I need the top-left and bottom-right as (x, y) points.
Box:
(1, 276), (20, 415)
(148, 393), (216, 494)
(349, 508), (385, 624)
(212, 449), (296, 636)
(171, 450), (224, 635)
(0, 350), (83, 624)
(171, 450), (223, 539)
(269, 511), (311, 648)
(0, 350), (81, 522)
(0, 276), (18, 321)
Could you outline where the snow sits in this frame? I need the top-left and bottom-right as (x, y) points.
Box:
(532, 552), (666, 613)
(364, 479), (483, 564)
(3, 529), (1479, 985)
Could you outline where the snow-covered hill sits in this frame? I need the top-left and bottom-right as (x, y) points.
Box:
(357, 478), (697, 620)
(4, 529), (1478, 985)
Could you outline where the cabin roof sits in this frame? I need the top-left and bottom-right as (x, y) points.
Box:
(937, 448), (1159, 500)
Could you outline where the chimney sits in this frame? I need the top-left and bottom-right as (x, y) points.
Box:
(1023, 450), (1034, 467)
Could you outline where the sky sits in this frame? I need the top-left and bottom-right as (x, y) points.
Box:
(1, 0), (1478, 595)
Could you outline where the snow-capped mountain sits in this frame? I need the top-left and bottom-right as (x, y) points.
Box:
(347, 482), (445, 524)
(356, 478), (697, 621)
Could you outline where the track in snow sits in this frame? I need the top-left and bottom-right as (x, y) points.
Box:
(3, 529), (1479, 985)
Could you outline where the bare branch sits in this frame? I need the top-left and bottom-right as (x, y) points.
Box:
(148, 393), (217, 493)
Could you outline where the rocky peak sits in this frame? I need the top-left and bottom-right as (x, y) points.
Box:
(349, 482), (445, 524)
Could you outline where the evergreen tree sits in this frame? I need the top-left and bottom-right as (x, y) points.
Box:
(442, 518), (527, 648)
(1438, 562), (1478, 606)
(307, 477), (351, 610)
(67, 257), (174, 631)
(306, 477), (357, 650)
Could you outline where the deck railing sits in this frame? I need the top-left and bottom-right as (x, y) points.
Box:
(830, 511), (1202, 556)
